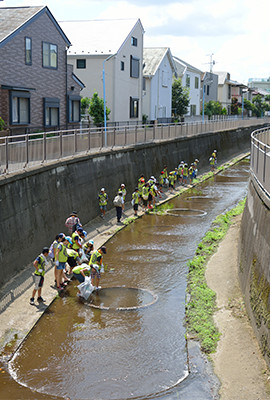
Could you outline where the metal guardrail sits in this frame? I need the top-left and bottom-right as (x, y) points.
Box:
(1, 117), (270, 175)
(250, 126), (270, 199)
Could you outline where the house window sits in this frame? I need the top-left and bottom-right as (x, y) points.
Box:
(42, 42), (57, 69)
(186, 75), (190, 87)
(25, 37), (32, 65)
(195, 76), (199, 89)
(77, 59), (86, 69)
(68, 96), (81, 122)
(121, 61), (125, 71)
(142, 77), (146, 91)
(130, 97), (139, 118)
(162, 70), (168, 87)
(228, 85), (231, 100)
(190, 104), (196, 116)
(44, 98), (60, 127)
(130, 56), (140, 78)
(10, 91), (30, 125)
(131, 36), (137, 46)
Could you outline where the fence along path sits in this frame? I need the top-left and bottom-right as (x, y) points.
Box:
(250, 126), (270, 198)
(1, 117), (269, 175)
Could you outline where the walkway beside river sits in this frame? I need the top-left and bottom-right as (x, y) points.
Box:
(206, 215), (270, 399)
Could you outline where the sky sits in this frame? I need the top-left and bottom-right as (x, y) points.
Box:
(1, 0), (270, 84)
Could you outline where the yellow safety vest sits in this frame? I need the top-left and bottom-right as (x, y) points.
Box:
(34, 254), (46, 277)
(58, 243), (68, 263)
(142, 185), (149, 200)
(67, 248), (79, 259)
(73, 265), (90, 276)
(132, 191), (139, 204)
(72, 231), (80, 250)
(90, 250), (102, 266)
(98, 192), (108, 206)
(168, 174), (175, 184)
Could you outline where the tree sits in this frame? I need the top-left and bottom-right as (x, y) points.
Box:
(88, 92), (110, 127)
(252, 94), (264, 117)
(231, 97), (241, 115)
(80, 97), (91, 115)
(244, 99), (256, 116)
(262, 101), (270, 112)
(203, 100), (223, 119)
(172, 78), (190, 118)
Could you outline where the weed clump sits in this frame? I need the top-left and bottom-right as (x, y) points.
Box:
(185, 198), (246, 353)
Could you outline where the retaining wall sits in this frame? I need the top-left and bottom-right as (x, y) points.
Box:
(239, 176), (270, 368)
(0, 125), (260, 288)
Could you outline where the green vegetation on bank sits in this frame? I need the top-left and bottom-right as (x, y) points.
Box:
(185, 198), (246, 354)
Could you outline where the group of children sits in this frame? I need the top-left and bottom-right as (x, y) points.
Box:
(132, 158), (200, 212)
(96, 158), (201, 222)
(30, 223), (106, 305)
(31, 150), (217, 304)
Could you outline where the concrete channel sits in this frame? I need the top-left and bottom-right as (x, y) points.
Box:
(0, 152), (250, 400)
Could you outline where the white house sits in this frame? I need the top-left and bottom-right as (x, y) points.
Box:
(59, 18), (144, 124)
(142, 47), (176, 122)
(173, 56), (202, 117)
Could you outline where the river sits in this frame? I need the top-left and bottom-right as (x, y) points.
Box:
(0, 160), (250, 400)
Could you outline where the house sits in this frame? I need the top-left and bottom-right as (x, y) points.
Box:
(216, 72), (246, 114)
(0, 6), (84, 135)
(60, 19), (144, 125)
(248, 77), (270, 93)
(142, 47), (176, 122)
(200, 71), (218, 107)
(173, 56), (202, 117)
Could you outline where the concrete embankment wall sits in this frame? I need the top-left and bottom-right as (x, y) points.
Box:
(239, 177), (270, 367)
(0, 125), (262, 288)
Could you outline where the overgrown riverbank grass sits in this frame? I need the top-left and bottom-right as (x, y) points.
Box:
(185, 198), (246, 354)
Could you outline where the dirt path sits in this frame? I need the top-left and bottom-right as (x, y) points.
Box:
(205, 215), (270, 400)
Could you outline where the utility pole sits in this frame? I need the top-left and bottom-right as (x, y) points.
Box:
(206, 53), (215, 73)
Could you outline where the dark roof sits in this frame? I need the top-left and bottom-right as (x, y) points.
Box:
(0, 6), (71, 48)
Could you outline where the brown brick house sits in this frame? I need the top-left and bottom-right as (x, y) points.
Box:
(0, 6), (84, 136)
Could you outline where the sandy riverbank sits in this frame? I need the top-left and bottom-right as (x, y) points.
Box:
(206, 215), (270, 399)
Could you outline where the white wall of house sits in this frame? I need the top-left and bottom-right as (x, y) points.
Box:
(182, 69), (201, 116)
(113, 21), (143, 122)
(142, 78), (151, 119)
(218, 84), (231, 111)
(143, 52), (173, 121)
(67, 21), (143, 123)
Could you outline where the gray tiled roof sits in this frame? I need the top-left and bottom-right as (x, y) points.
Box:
(143, 47), (170, 76)
(0, 6), (44, 43)
(173, 56), (202, 74)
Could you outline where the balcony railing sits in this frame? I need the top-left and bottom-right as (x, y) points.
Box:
(251, 126), (270, 198)
(1, 117), (269, 175)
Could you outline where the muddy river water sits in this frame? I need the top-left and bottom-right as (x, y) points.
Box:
(0, 160), (250, 400)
